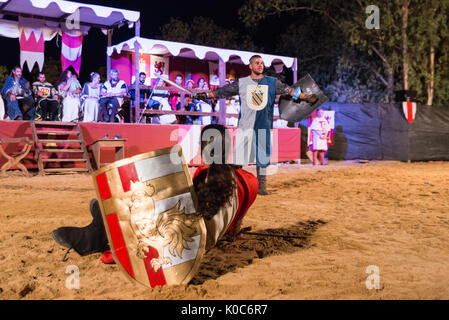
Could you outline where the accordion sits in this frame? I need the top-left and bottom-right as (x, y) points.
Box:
(7, 81), (27, 97)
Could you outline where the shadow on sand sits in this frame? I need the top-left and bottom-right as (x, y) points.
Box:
(190, 219), (326, 285)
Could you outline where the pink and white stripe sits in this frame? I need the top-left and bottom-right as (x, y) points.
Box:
(61, 33), (83, 74)
(19, 29), (44, 71)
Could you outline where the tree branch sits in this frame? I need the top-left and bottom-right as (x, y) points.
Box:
(262, 6), (340, 26)
(298, 53), (337, 63)
(369, 44), (391, 69)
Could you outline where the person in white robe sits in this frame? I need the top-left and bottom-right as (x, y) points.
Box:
(57, 69), (81, 122)
(80, 72), (101, 122)
(309, 109), (330, 165)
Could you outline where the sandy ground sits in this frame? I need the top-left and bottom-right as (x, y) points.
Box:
(1, 160), (449, 300)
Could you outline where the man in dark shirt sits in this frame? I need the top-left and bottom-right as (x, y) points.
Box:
(129, 72), (161, 122)
(129, 72), (160, 110)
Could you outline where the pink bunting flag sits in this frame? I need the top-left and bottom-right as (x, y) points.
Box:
(61, 33), (83, 75)
(19, 29), (45, 71)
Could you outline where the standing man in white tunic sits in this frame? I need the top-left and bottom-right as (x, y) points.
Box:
(194, 55), (318, 195)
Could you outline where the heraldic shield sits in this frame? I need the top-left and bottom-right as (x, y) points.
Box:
(92, 145), (206, 288)
(279, 73), (329, 122)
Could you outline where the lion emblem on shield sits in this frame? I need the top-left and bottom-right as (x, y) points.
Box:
(127, 181), (199, 272)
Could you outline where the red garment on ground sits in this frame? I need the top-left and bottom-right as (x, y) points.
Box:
(193, 166), (258, 234)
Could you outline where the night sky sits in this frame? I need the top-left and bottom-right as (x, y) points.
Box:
(0, 0), (249, 82)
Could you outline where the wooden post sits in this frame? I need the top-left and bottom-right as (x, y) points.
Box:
(218, 58), (226, 125)
(427, 45), (435, 106)
(134, 20), (141, 123)
(401, 0), (410, 91)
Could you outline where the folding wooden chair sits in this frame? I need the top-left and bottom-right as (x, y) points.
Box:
(0, 137), (33, 176)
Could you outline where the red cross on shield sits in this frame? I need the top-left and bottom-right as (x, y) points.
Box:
(402, 101), (417, 123)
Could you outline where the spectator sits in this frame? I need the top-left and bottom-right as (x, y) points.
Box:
(185, 79), (194, 89)
(309, 109), (331, 165)
(183, 79), (197, 124)
(169, 74), (183, 111)
(130, 72), (159, 109)
(99, 69), (127, 122)
(57, 69), (82, 122)
(1, 66), (34, 120)
(193, 78), (213, 125)
(80, 72), (102, 122)
(197, 77), (206, 89)
(152, 78), (176, 125)
(32, 72), (59, 121)
(129, 72), (160, 123)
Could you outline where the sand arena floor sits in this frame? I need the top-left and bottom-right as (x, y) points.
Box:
(1, 160), (449, 300)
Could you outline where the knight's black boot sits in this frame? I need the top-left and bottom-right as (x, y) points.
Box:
(51, 199), (109, 256)
(256, 166), (270, 196)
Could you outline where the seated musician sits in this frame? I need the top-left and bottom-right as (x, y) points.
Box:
(129, 72), (160, 110)
(182, 79), (198, 125)
(32, 72), (59, 121)
(152, 78), (176, 125)
(169, 74), (191, 124)
(1, 66), (35, 120)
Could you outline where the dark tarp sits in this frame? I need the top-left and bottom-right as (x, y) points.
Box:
(297, 102), (449, 161)
(409, 106), (449, 160)
(379, 103), (409, 161)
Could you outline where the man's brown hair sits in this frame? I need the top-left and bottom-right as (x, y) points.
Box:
(249, 55), (262, 63)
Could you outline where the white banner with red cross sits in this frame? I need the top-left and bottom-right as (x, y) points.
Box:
(402, 101), (417, 123)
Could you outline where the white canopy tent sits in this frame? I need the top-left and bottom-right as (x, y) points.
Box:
(0, 0), (140, 29)
(107, 37), (297, 72)
(0, 0), (140, 71)
(107, 37), (298, 123)
(0, 0), (141, 109)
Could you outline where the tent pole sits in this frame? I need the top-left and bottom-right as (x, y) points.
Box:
(106, 29), (112, 77)
(134, 19), (141, 123)
(218, 58), (226, 125)
(293, 57), (298, 83)
(292, 57), (299, 128)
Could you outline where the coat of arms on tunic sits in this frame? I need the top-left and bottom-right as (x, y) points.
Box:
(92, 146), (206, 288)
(246, 84), (268, 111)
